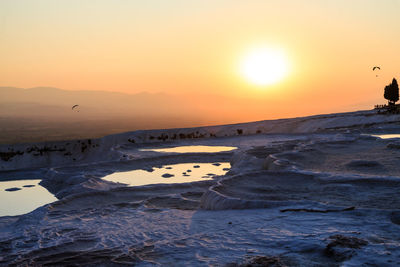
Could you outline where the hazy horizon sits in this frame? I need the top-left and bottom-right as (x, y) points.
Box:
(0, 85), (379, 121)
(0, 85), (377, 144)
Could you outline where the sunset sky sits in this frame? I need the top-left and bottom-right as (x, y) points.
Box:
(1, 0), (400, 119)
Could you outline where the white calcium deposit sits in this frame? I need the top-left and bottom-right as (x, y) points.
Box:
(1, 110), (400, 266)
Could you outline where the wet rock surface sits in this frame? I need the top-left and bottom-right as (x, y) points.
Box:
(228, 255), (289, 267)
(324, 235), (368, 262)
(390, 211), (400, 225)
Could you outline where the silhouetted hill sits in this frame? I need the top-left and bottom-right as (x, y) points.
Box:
(0, 87), (190, 118)
(0, 87), (212, 143)
(0, 86), (369, 144)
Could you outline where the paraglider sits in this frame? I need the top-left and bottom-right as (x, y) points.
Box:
(72, 105), (79, 112)
(373, 66), (381, 77)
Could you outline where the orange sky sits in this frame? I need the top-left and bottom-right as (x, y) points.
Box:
(1, 0), (399, 119)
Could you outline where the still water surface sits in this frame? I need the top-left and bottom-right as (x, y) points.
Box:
(139, 145), (237, 153)
(103, 162), (230, 187)
(0, 179), (57, 216)
(372, 134), (400, 139)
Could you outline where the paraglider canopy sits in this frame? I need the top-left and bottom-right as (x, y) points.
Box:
(372, 66), (381, 77)
(71, 105), (80, 112)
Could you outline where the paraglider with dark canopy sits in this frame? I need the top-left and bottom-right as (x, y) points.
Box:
(71, 105), (80, 112)
(384, 78), (399, 106)
(373, 66), (381, 77)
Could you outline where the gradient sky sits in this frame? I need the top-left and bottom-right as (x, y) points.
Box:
(1, 0), (400, 118)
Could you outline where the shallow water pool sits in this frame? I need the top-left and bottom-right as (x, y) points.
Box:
(372, 134), (400, 139)
(103, 162), (230, 187)
(0, 179), (57, 216)
(139, 145), (237, 153)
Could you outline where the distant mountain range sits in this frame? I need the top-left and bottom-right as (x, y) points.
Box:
(0, 87), (195, 119)
(0, 86), (372, 144)
(0, 87), (250, 143)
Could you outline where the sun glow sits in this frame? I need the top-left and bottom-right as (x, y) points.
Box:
(240, 47), (289, 86)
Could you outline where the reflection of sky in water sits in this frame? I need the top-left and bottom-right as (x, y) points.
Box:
(103, 162), (230, 187)
(139, 145), (237, 153)
(372, 134), (400, 139)
(0, 180), (57, 216)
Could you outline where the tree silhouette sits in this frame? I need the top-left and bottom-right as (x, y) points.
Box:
(384, 78), (399, 106)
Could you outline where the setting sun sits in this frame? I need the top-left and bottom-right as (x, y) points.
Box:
(240, 47), (289, 86)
